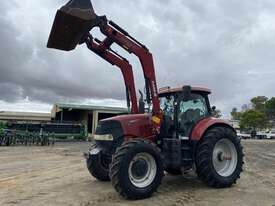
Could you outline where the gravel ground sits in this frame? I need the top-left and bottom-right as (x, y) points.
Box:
(0, 140), (275, 206)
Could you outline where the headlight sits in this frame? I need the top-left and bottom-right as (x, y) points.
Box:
(94, 134), (113, 141)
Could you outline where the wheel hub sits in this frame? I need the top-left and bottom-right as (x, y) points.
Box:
(217, 152), (232, 161)
(128, 152), (157, 188)
(212, 138), (238, 177)
(131, 159), (149, 179)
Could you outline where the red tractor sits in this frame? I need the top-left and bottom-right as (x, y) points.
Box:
(47, 0), (244, 200)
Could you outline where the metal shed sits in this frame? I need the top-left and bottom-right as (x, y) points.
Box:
(51, 103), (127, 139)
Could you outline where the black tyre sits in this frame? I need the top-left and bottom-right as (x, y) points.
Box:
(196, 127), (244, 188)
(86, 145), (110, 181)
(165, 168), (182, 175)
(110, 139), (164, 199)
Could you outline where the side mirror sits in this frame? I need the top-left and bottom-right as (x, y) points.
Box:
(212, 106), (216, 111)
(138, 90), (145, 114)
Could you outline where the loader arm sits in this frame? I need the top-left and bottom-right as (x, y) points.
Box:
(96, 18), (161, 117)
(47, 0), (162, 129)
(85, 34), (138, 114)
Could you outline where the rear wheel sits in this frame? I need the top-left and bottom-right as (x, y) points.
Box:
(86, 145), (111, 181)
(196, 127), (244, 188)
(110, 139), (164, 199)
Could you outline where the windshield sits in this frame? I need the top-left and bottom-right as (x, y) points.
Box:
(178, 96), (208, 117)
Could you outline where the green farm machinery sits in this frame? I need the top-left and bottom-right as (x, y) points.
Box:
(0, 122), (86, 146)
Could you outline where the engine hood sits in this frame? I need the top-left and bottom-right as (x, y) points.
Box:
(95, 113), (155, 154)
(99, 113), (154, 139)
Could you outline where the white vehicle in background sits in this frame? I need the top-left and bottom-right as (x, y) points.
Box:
(266, 129), (275, 139)
(255, 130), (275, 140)
(237, 133), (251, 139)
(256, 131), (268, 139)
(237, 129), (275, 140)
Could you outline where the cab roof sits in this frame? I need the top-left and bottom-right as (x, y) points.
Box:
(159, 86), (211, 95)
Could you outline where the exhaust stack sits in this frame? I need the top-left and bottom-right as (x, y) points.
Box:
(47, 0), (99, 51)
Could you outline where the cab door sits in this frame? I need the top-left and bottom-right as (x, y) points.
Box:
(176, 93), (210, 139)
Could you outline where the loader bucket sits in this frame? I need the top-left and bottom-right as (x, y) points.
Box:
(47, 0), (99, 51)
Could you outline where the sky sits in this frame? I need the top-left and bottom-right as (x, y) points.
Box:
(0, 0), (275, 117)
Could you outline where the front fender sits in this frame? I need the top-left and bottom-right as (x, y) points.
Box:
(190, 117), (234, 141)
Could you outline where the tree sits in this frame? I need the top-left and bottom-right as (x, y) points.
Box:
(239, 110), (268, 131)
(266, 97), (275, 121)
(241, 104), (250, 112)
(231, 107), (241, 120)
(251, 96), (268, 112)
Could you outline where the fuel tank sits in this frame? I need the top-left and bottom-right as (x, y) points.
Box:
(47, 0), (99, 51)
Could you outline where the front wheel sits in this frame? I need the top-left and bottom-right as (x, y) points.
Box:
(196, 127), (244, 188)
(86, 145), (111, 181)
(110, 139), (164, 199)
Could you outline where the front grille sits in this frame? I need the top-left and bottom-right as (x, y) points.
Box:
(95, 120), (123, 153)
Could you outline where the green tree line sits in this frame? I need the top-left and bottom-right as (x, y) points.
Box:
(231, 96), (275, 131)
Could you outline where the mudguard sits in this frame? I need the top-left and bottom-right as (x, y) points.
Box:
(190, 117), (235, 141)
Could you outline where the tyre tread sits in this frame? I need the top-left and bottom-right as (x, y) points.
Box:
(110, 138), (164, 199)
(196, 127), (244, 188)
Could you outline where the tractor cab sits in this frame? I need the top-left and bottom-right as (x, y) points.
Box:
(159, 86), (212, 139)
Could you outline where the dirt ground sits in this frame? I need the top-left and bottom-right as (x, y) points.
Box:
(0, 140), (275, 206)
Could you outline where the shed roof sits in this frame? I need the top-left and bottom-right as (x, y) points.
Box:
(53, 103), (128, 113)
(0, 111), (51, 121)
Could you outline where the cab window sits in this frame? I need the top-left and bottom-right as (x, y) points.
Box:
(179, 95), (208, 117)
(178, 94), (209, 136)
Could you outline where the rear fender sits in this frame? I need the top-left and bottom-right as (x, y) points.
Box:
(190, 117), (235, 141)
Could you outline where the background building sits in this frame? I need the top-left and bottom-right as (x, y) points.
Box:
(51, 103), (127, 138)
(0, 103), (127, 140)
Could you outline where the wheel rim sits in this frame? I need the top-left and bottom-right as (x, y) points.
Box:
(128, 152), (157, 188)
(212, 138), (238, 177)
